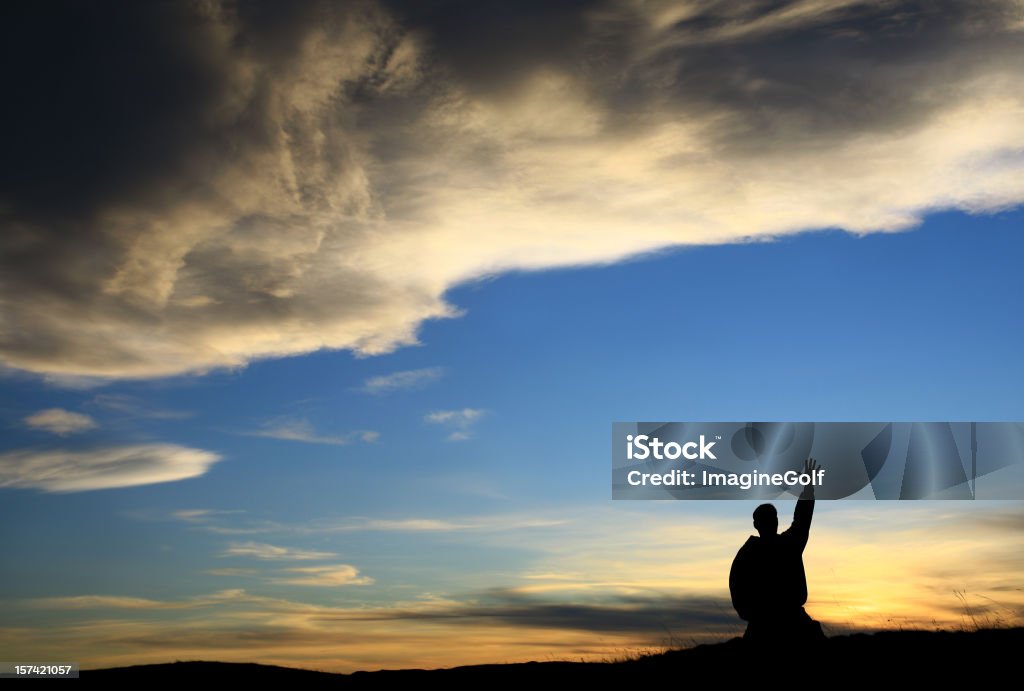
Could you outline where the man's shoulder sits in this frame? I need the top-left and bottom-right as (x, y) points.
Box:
(736, 535), (759, 555)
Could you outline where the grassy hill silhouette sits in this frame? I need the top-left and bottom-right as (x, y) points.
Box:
(85, 627), (1022, 684)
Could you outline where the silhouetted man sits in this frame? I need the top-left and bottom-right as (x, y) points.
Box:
(729, 458), (825, 644)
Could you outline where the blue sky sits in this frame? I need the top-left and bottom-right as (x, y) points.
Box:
(3, 209), (1023, 647)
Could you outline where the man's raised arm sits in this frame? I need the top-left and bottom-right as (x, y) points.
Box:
(786, 458), (819, 551)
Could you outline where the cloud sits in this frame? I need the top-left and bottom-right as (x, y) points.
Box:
(359, 366), (445, 394)
(150, 509), (568, 536)
(368, 589), (740, 635)
(424, 409), (485, 424)
(29, 589), (254, 611)
(973, 506), (1024, 532)
(425, 408), (486, 441)
(2, 2), (1024, 379)
(244, 418), (378, 446)
(206, 568), (258, 577)
(222, 541), (336, 561)
(171, 508), (244, 524)
(30, 586), (733, 634)
(324, 516), (568, 533)
(346, 518), (468, 532)
(0, 444), (221, 492)
(23, 408), (97, 435)
(89, 394), (192, 420)
(272, 565), (374, 586)
(30, 595), (195, 610)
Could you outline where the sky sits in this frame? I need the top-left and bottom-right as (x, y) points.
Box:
(2, 0), (1024, 673)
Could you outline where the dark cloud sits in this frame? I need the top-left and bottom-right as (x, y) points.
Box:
(1, 1), (1022, 378)
(460, 589), (741, 636)
(2, 3), (233, 216)
(383, 0), (600, 94)
(0, 1), (440, 377)
(973, 507), (1024, 532)
(385, 1), (1024, 147)
(315, 588), (742, 637)
(634, 1), (1024, 150)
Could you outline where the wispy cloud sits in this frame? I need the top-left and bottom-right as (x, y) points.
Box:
(359, 367), (445, 394)
(90, 394), (192, 420)
(172, 509), (244, 524)
(154, 510), (568, 537)
(29, 589), (254, 611)
(244, 418), (379, 446)
(272, 565), (373, 587)
(29, 595), (196, 610)
(222, 542), (336, 561)
(424, 409), (484, 425)
(0, 444), (221, 492)
(206, 568), (257, 577)
(315, 516), (569, 534)
(425, 408), (486, 441)
(23, 408), (96, 435)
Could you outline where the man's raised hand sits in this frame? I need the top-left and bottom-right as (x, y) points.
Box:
(803, 457), (820, 480)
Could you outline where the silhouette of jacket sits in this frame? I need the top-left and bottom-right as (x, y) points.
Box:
(729, 486), (814, 623)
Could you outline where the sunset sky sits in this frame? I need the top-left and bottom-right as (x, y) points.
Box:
(2, 1), (1024, 673)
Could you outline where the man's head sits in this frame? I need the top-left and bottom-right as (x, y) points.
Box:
(753, 503), (778, 537)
